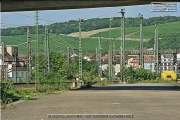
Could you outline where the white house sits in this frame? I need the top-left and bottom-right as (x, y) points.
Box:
(0, 45), (28, 82)
(129, 55), (155, 71)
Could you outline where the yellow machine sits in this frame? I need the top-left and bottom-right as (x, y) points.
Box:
(161, 70), (177, 81)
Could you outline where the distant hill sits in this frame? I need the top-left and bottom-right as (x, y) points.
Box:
(91, 21), (180, 39)
(2, 16), (180, 36)
(1, 16), (180, 53)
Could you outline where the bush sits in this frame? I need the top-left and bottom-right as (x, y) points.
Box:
(117, 67), (158, 83)
(1, 80), (17, 103)
(96, 79), (111, 86)
(37, 77), (70, 93)
(1, 80), (38, 109)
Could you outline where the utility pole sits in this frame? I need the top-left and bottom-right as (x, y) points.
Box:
(14, 46), (18, 83)
(98, 35), (102, 77)
(27, 27), (31, 79)
(108, 18), (113, 82)
(139, 14), (144, 68)
(86, 49), (88, 56)
(108, 41), (113, 82)
(120, 45), (123, 81)
(46, 26), (50, 73)
(78, 19), (83, 83)
(0, 23), (1, 45)
(35, 11), (39, 89)
(110, 18), (115, 82)
(0, 49), (1, 80)
(156, 22), (159, 73)
(44, 27), (47, 77)
(72, 47), (75, 79)
(67, 47), (70, 79)
(120, 8), (125, 82)
(112, 38), (115, 80)
(44, 25), (50, 77)
(150, 57), (152, 71)
(154, 22), (159, 73)
(1, 42), (5, 80)
(96, 47), (98, 61)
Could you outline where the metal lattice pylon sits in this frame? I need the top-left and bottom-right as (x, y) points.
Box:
(78, 19), (83, 82)
(44, 25), (50, 76)
(98, 35), (102, 77)
(27, 27), (31, 78)
(139, 14), (144, 68)
(120, 8), (125, 82)
(1, 42), (5, 80)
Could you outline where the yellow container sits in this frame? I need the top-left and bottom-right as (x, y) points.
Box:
(161, 70), (177, 81)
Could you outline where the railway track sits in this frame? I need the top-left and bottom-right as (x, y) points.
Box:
(13, 83), (36, 88)
(13, 81), (97, 88)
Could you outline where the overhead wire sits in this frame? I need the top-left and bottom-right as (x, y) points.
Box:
(13, 11), (119, 26)
(3, 9), (124, 54)
(13, 13), (56, 23)
(1, 23), (35, 28)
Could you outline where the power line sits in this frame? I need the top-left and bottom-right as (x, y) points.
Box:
(82, 12), (118, 20)
(12, 12), (118, 27)
(62, 40), (74, 48)
(56, 39), (76, 48)
(1, 23), (34, 28)
(14, 13), (55, 23)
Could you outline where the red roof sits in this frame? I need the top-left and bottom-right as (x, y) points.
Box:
(18, 54), (27, 58)
(88, 54), (96, 59)
(130, 55), (155, 63)
(101, 54), (108, 59)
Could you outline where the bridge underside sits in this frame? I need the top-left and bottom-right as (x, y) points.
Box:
(1, 0), (177, 12)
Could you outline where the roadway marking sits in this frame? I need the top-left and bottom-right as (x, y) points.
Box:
(112, 103), (120, 105)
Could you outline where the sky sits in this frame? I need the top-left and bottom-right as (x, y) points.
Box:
(1, 3), (180, 28)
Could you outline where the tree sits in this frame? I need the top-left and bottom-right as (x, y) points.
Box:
(2, 16), (180, 36)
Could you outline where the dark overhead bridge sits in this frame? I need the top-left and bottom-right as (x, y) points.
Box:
(1, 0), (178, 12)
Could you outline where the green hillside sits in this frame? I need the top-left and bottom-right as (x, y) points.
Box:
(2, 21), (179, 54)
(1, 34), (139, 54)
(91, 21), (180, 40)
(2, 16), (180, 36)
(91, 27), (139, 38)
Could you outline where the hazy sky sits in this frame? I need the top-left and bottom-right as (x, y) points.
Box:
(1, 3), (180, 28)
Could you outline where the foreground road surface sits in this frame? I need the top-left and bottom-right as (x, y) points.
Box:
(1, 83), (180, 120)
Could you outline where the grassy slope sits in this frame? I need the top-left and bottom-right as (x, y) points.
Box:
(2, 34), (139, 54)
(6, 21), (180, 54)
(91, 21), (180, 39)
(3, 21), (179, 54)
(91, 27), (139, 38)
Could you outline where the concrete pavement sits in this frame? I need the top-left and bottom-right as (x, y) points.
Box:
(1, 83), (180, 120)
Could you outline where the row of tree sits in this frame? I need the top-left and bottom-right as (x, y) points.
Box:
(2, 16), (180, 36)
(32, 51), (164, 85)
(31, 52), (100, 84)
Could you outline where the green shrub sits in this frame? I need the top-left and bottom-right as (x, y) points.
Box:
(96, 79), (111, 86)
(1, 80), (39, 109)
(117, 67), (159, 83)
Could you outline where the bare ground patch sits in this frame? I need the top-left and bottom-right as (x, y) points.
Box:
(68, 28), (116, 38)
